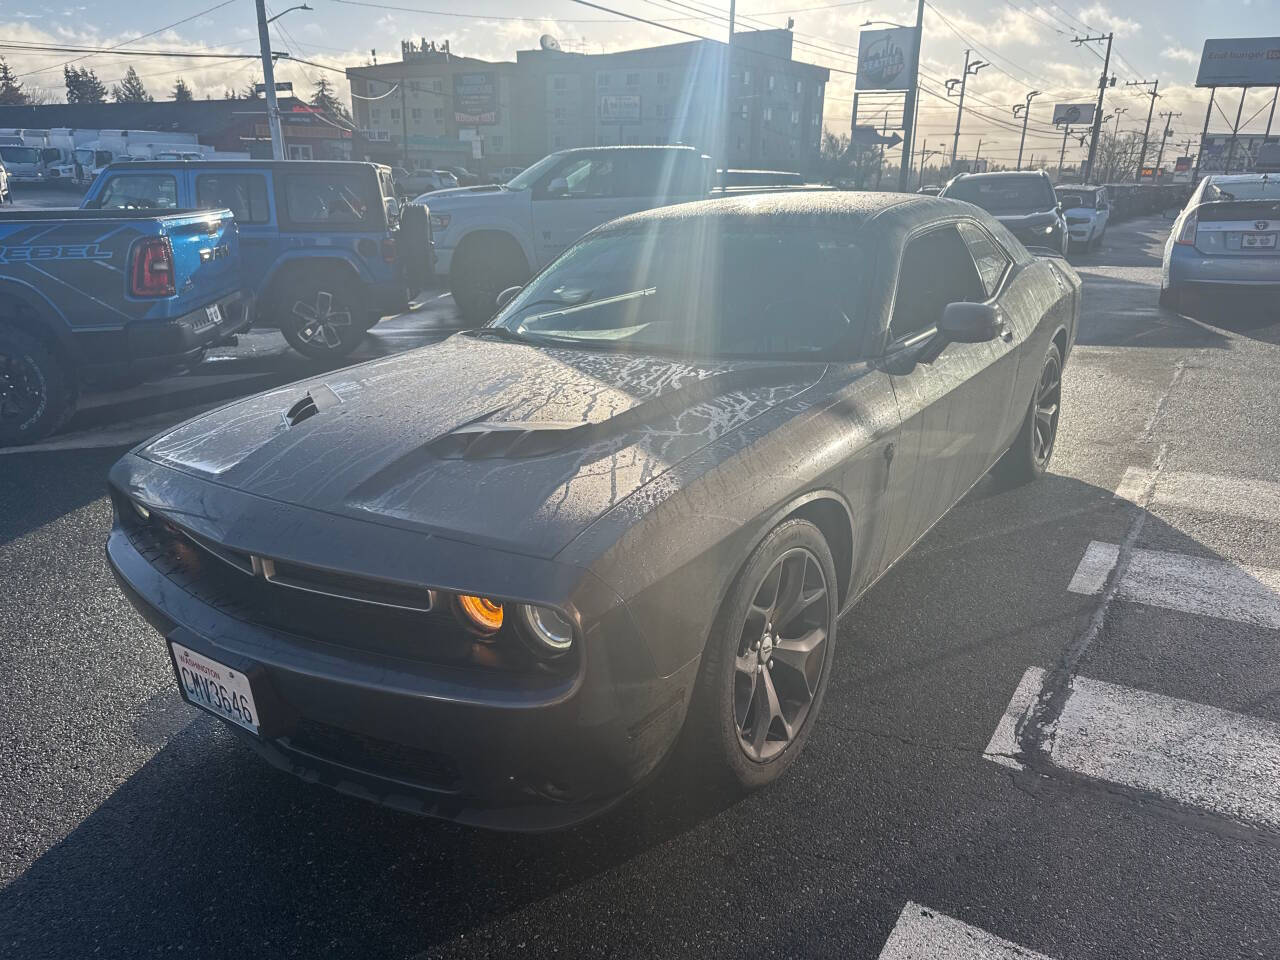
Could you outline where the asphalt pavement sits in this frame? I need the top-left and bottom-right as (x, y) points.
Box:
(3, 215), (1280, 959)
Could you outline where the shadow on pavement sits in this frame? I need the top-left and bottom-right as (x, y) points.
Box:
(1175, 288), (1280, 347)
(0, 446), (122, 548)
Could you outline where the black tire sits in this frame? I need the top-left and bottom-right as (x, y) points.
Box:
(0, 326), (77, 447)
(995, 342), (1062, 485)
(398, 202), (434, 292)
(450, 235), (529, 325)
(277, 273), (369, 360)
(681, 518), (838, 792)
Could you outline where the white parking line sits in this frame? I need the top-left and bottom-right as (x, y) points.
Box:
(1067, 540), (1280, 629)
(1115, 467), (1280, 522)
(990, 667), (1280, 832)
(878, 902), (1057, 960)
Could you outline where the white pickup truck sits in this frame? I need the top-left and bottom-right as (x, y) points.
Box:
(423, 145), (714, 321)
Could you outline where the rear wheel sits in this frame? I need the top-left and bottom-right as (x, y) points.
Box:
(278, 274), (369, 360)
(682, 518), (838, 791)
(0, 326), (76, 447)
(995, 342), (1062, 485)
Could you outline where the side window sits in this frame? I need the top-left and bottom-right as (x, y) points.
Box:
(538, 156), (617, 199)
(620, 153), (663, 197)
(957, 222), (1011, 299)
(195, 173), (270, 224)
(89, 175), (178, 210)
(280, 173), (375, 226)
(890, 226), (985, 341)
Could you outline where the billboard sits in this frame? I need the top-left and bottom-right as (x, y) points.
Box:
(453, 72), (498, 125)
(599, 94), (641, 124)
(1052, 103), (1096, 126)
(856, 27), (917, 91)
(1196, 37), (1280, 87)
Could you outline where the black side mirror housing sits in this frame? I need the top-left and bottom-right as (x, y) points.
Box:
(495, 285), (522, 310)
(939, 301), (1004, 343)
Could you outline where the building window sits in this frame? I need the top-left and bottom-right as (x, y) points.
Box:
(739, 103), (749, 120)
(657, 71), (669, 86)
(412, 108), (423, 120)
(491, 135), (504, 150)
(768, 74), (775, 91)
(763, 107), (772, 122)
(390, 108), (400, 120)
(371, 108), (381, 120)
(813, 112), (820, 127)
(410, 80), (421, 92)
(597, 73), (610, 87)
(553, 75), (567, 91)
(742, 68), (751, 86)
(431, 79), (442, 93)
(626, 72), (640, 86)
(554, 106), (566, 120)
(553, 134), (565, 148)
(795, 79), (802, 95)
(433, 107), (444, 120)
(791, 109), (800, 125)
(736, 136), (744, 150)
(656, 102), (667, 118)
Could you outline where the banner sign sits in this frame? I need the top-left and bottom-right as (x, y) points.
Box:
(599, 94), (641, 124)
(1196, 37), (1280, 87)
(856, 27), (916, 91)
(1052, 103), (1096, 126)
(453, 72), (498, 125)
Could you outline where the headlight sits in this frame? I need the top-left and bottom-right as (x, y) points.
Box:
(456, 594), (503, 634)
(429, 213), (450, 231)
(519, 604), (575, 657)
(1042, 224), (1056, 235)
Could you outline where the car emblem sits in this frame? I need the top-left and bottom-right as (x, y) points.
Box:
(1255, 220), (1270, 230)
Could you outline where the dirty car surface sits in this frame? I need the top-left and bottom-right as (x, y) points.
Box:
(106, 192), (1080, 830)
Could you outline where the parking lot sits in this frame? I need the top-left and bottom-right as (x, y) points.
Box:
(3, 209), (1280, 959)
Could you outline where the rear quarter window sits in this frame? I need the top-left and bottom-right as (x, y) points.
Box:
(278, 171), (380, 229)
(196, 173), (271, 224)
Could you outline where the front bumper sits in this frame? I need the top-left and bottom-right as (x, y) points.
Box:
(104, 459), (695, 830)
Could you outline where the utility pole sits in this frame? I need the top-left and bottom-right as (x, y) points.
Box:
(1013, 89), (1041, 170)
(1127, 78), (1159, 182)
(1072, 32), (1113, 183)
(949, 50), (988, 168)
(719, 0), (737, 193)
(1154, 110), (1180, 179)
(897, 0), (926, 192)
(1192, 88), (1215, 181)
(255, 0), (285, 160)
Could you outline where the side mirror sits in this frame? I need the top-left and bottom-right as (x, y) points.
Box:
(547, 177), (570, 196)
(495, 285), (522, 310)
(938, 301), (1004, 343)
(383, 196), (400, 222)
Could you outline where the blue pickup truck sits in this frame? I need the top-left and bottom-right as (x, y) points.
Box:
(82, 160), (432, 359)
(0, 207), (248, 445)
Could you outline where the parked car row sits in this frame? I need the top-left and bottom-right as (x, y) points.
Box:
(103, 188), (1082, 830)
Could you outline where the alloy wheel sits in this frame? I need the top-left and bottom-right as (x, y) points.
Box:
(291, 290), (353, 350)
(733, 547), (831, 763)
(0, 351), (44, 428)
(1032, 353), (1061, 466)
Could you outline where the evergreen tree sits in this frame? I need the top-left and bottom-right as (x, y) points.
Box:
(0, 58), (29, 106)
(172, 77), (194, 102)
(223, 87), (239, 100)
(309, 76), (351, 121)
(242, 78), (263, 100)
(112, 66), (153, 103)
(65, 66), (107, 104)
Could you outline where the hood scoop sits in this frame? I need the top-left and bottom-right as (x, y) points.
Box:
(282, 384), (342, 428)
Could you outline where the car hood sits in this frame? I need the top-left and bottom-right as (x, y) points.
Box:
(1061, 205), (1097, 217)
(139, 336), (825, 558)
(993, 209), (1060, 229)
(421, 184), (520, 208)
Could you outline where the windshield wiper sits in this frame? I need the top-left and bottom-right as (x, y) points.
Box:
(463, 326), (536, 344)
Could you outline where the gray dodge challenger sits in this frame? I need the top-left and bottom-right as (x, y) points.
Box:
(107, 193), (1080, 830)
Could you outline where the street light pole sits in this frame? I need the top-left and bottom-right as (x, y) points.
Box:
(255, 0), (285, 160)
(950, 50), (987, 169)
(1127, 78), (1159, 182)
(1013, 89), (1040, 170)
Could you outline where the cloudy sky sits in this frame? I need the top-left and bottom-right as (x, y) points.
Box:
(1, 0), (1275, 166)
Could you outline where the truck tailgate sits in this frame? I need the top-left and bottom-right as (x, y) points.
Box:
(160, 209), (242, 313)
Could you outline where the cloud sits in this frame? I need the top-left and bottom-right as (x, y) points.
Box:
(1076, 4), (1140, 38)
(1162, 45), (1199, 65)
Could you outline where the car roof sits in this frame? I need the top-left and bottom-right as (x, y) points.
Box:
(598, 190), (957, 233)
(1057, 184), (1103, 190)
(101, 159), (386, 172)
(1207, 173), (1275, 182)
(551, 144), (706, 157)
(953, 170), (1049, 181)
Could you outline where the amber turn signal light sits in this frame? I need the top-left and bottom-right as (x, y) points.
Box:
(456, 594), (504, 634)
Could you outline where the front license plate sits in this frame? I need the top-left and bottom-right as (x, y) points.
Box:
(205, 303), (223, 326)
(1242, 232), (1277, 249)
(170, 640), (260, 734)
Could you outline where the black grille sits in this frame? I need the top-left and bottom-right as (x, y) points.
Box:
(281, 719), (462, 792)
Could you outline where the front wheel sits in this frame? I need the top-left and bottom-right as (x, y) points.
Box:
(682, 518), (838, 791)
(995, 342), (1062, 485)
(279, 277), (369, 360)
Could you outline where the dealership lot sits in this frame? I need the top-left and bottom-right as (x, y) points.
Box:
(3, 215), (1280, 959)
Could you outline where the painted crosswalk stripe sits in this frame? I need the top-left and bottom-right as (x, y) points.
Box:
(878, 902), (1057, 960)
(1114, 467), (1280, 521)
(990, 668), (1280, 832)
(1067, 540), (1280, 630)
(983, 667), (1046, 770)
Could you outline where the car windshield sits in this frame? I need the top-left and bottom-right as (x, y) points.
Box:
(1204, 177), (1280, 201)
(0, 146), (41, 164)
(948, 176), (1057, 213)
(506, 153), (562, 191)
(490, 220), (865, 359)
(1057, 190), (1097, 209)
